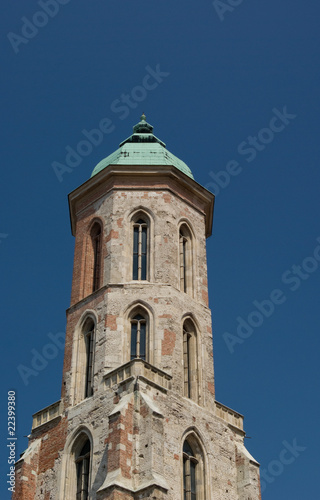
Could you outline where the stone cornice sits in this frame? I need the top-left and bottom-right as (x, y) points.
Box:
(68, 164), (214, 237)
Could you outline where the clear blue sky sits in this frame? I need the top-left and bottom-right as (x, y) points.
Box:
(1, 1), (319, 498)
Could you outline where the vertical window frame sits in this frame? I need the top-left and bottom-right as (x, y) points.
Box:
(131, 212), (150, 281)
(84, 325), (94, 399)
(88, 220), (103, 295)
(130, 311), (148, 361)
(91, 224), (102, 292)
(62, 430), (93, 500)
(125, 302), (154, 366)
(182, 435), (206, 500)
(82, 319), (95, 400)
(182, 319), (199, 403)
(75, 439), (91, 500)
(179, 223), (194, 296)
(73, 315), (96, 405)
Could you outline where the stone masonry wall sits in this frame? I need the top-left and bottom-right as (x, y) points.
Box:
(14, 175), (260, 499)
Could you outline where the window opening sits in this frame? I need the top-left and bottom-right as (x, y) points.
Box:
(183, 441), (198, 500)
(76, 440), (90, 500)
(130, 313), (147, 360)
(133, 219), (148, 280)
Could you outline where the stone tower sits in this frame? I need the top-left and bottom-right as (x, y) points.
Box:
(14, 115), (261, 500)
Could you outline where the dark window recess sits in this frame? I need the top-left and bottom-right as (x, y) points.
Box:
(130, 313), (147, 360)
(92, 224), (101, 292)
(133, 219), (148, 280)
(76, 440), (90, 500)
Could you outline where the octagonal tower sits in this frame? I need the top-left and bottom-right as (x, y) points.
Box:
(13, 115), (261, 500)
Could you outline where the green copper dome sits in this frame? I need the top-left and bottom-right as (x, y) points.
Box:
(91, 114), (194, 179)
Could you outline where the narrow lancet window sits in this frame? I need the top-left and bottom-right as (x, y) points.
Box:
(133, 218), (148, 280)
(75, 317), (96, 403)
(76, 439), (91, 500)
(183, 320), (198, 402)
(130, 313), (147, 360)
(180, 234), (187, 292)
(179, 224), (193, 295)
(91, 223), (102, 292)
(84, 324), (94, 398)
(183, 328), (191, 398)
(183, 441), (199, 500)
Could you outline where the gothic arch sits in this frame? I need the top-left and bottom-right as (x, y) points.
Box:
(72, 311), (98, 405)
(182, 427), (208, 456)
(178, 218), (196, 238)
(123, 301), (154, 365)
(83, 218), (103, 297)
(60, 426), (94, 500)
(181, 312), (201, 330)
(181, 316), (201, 404)
(127, 206), (155, 282)
(178, 220), (195, 297)
(77, 309), (98, 330)
(128, 205), (155, 223)
(181, 429), (207, 500)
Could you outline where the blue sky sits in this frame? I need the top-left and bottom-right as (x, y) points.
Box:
(1, 1), (319, 498)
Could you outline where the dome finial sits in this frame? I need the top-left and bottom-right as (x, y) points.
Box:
(132, 114), (153, 134)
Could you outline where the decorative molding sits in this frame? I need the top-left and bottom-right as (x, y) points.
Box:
(215, 400), (244, 430)
(32, 400), (61, 430)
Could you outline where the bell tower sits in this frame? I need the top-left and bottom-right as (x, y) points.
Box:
(14, 115), (261, 500)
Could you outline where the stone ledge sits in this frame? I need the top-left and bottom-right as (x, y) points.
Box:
(215, 400), (244, 431)
(32, 400), (62, 430)
(104, 359), (172, 393)
(228, 423), (246, 437)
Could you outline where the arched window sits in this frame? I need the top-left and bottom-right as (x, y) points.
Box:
(75, 439), (91, 500)
(130, 313), (147, 360)
(74, 317), (95, 404)
(183, 319), (198, 402)
(179, 224), (193, 295)
(132, 217), (148, 280)
(83, 320), (94, 399)
(63, 432), (92, 500)
(91, 222), (102, 292)
(183, 436), (205, 500)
